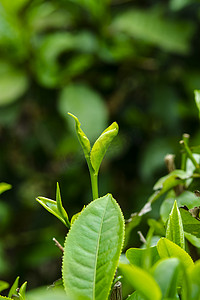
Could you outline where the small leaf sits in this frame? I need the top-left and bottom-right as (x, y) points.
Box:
(152, 258), (181, 298)
(0, 280), (9, 293)
(0, 182), (12, 195)
(148, 170), (188, 204)
(8, 277), (19, 298)
(56, 183), (70, 228)
(126, 246), (160, 268)
(36, 197), (68, 227)
(180, 208), (200, 238)
(194, 90), (200, 119)
(157, 238), (193, 269)
(68, 112), (91, 158)
(19, 282), (27, 300)
(166, 200), (185, 249)
(90, 122), (119, 174)
(119, 264), (162, 300)
(62, 194), (125, 300)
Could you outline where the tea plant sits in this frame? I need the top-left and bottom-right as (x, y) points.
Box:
(1, 91), (200, 299)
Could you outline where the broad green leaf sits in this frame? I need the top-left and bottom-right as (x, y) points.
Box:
(27, 287), (72, 300)
(152, 258), (181, 298)
(0, 280), (9, 293)
(90, 122), (119, 174)
(36, 197), (68, 227)
(62, 194), (125, 300)
(126, 246), (160, 268)
(119, 264), (162, 300)
(8, 277), (19, 298)
(0, 182), (12, 195)
(157, 238), (193, 269)
(166, 200), (185, 249)
(180, 208), (200, 238)
(112, 8), (194, 54)
(68, 113), (91, 158)
(59, 84), (108, 141)
(148, 170), (188, 204)
(194, 90), (200, 119)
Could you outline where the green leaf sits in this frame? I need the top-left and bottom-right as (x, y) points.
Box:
(19, 282), (27, 300)
(59, 84), (108, 141)
(126, 246), (160, 268)
(62, 194), (125, 300)
(56, 183), (70, 228)
(0, 297), (12, 300)
(180, 208), (200, 238)
(27, 288), (71, 300)
(36, 192), (69, 228)
(149, 170), (188, 204)
(166, 200), (185, 249)
(119, 264), (162, 300)
(70, 206), (85, 225)
(68, 113), (91, 159)
(157, 238), (193, 269)
(188, 260), (200, 300)
(126, 291), (146, 300)
(112, 8), (194, 54)
(0, 182), (12, 195)
(194, 90), (200, 119)
(90, 122), (119, 174)
(0, 280), (9, 293)
(152, 258), (181, 298)
(8, 276), (19, 298)
(0, 61), (28, 106)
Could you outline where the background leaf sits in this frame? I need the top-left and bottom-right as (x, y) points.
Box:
(180, 208), (200, 238)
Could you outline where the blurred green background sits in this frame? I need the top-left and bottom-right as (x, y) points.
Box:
(0, 0), (200, 290)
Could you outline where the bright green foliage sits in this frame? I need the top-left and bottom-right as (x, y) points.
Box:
(90, 122), (119, 175)
(27, 288), (72, 300)
(166, 200), (185, 249)
(126, 246), (160, 268)
(180, 208), (200, 238)
(68, 113), (91, 158)
(157, 238), (194, 269)
(36, 183), (70, 228)
(152, 258), (181, 299)
(0, 183), (11, 195)
(188, 260), (200, 300)
(119, 263), (162, 300)
(0, 297), (12, 300)
(62, 194), (124, 300)
(126, 291), (146, 299)
(18, 281), (27, 300)
(194, 90), (200, 119)
(0, 281), (9, 293)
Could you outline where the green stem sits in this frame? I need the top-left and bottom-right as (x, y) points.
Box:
(180, 137), (199, 170)
(85, 155), (99, 200)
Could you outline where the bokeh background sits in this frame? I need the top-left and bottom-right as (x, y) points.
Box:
(0, 0), (200, 291)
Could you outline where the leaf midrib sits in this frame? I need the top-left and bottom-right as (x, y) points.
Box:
(92, 197), (109, 300)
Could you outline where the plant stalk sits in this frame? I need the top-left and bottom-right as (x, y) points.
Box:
(110, 281), (122, 300)
(85, 155), (99, 200)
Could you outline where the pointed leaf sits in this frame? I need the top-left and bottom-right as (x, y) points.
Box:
(166, 200), (185, 249)
(157, 238), (193, 269)
(68, 113), (91, 158)
(90, 122), (119, 174)
(126, 246), (160, 268)
(62, 194), (125, 300)
(152, 258), (181, 298)
(180, 208), (200, 238)
(0, 281), (9, 293)
(194, 90), (200, 119)
(56, 183), (70, 228)
(36, 197), (67, 227)
(19, 282), (27, 300)
(8, 277), (19, 298)
(119, 264), (162, 300)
